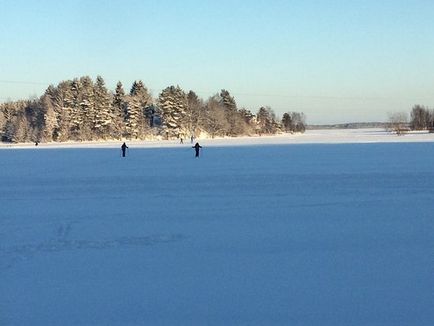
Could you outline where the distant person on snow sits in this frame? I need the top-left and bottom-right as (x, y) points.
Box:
(192, 142), (202, 157)
(121, 142), (128, 157)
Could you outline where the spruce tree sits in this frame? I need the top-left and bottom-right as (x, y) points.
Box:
(112, 81), (127, 139)
(69, 78), (83, 140)
(93, 76), (112, 139)
(0, 105), (5, 138)
(125, 80), (152, 139)
(159, 85), (187, 138)
(281, 113), (293, 132)
(1, 102), (17, 142)
(238, 108), (256, 134)
(203, 95), (229, 138)
(256, 106), (278, 134)
(24, 99), (45, 142)
(41, 85), (59, 141)
(79, 76), (95, 140)
(186, 90), (203, 137)
(220, 89), (243, 136)
(55, 81), (73, 141)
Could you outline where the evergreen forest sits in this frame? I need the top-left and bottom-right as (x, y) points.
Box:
(0, 76), (306, 143)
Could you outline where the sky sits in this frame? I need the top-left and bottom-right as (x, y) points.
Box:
(1, 0), (434, 124)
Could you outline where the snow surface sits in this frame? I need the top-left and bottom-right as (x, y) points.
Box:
(1, 129), (434, 325)
(2, 128), (434, 149)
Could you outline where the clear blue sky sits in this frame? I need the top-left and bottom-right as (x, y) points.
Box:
(1, 0), (434, 124)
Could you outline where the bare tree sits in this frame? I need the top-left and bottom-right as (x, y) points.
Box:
(388, 111), (409, 135)
(282, 112), (306, 133)
(410, 105), (431, 130)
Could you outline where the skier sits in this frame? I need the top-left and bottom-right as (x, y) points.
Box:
(121, 142), (128, 157)
(192, 142), (202, 158)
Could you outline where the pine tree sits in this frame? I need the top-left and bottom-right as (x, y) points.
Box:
(1, 102), (17, 142)
(93, 76), (112, 139)
(15, 114), (29, 142)
(54, 81), (73, 141)
(4, 107), (29, 143)
(256, 106), (278, 134)
(112, 81), (127, 139)
(239, 108), (255, 125)
(0, 105), (5, 138)
(159, 85), (187, 138)
(219, 89), (247, 136)
(125, 80), (152, 139)
(281, 113), (293, 133)
(185, 90), (203, 137)
(132, 80), (153, 129)
(41, 85), (59, 141)
(238, 108), (256, 134)
(203, 95), (229, 138)
(24, 99), (45, 142)
(79, 76), (95, 140)
(69, 78), (83, 140)
(220, 89), (237, 112)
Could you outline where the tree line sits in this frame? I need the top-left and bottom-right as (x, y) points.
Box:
(388, 105), (434, 134)
(0, 76), (306, 143)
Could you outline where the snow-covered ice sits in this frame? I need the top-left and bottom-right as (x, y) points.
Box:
(1, 129), (434, 325)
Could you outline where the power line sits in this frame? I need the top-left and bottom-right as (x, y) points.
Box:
(0, 79), (49, 86)
(0, 79), (432, 102)
(189, 89), (434, 102)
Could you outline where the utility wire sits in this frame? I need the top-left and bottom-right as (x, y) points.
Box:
(0, 79), (432, 102)
(0, 79), (49, 86)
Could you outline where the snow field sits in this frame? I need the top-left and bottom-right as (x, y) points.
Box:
(1, 137), (434, 325)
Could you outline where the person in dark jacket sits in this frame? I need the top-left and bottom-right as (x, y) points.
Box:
(192, 142), (202, 157)
(121, 142), (128, 157)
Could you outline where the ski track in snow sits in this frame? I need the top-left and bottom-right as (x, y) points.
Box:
(0, 234), (187, 270)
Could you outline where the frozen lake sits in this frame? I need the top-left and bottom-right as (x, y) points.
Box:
(1, 134), (434, 325)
